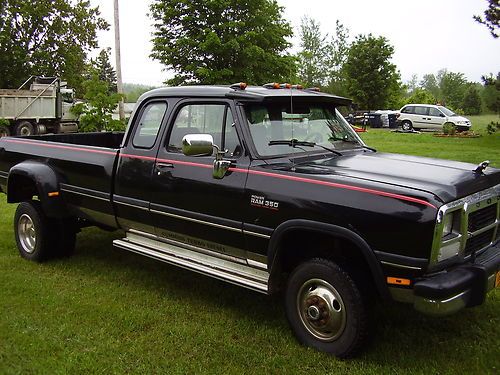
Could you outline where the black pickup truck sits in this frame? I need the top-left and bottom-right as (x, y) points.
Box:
(0, 84), (499, 357)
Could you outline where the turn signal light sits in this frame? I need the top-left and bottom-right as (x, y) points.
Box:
(386, 277), (411, 286)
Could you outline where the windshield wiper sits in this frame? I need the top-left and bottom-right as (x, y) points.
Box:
(268, 139), (343, 156)
(343, 140), (377, 152)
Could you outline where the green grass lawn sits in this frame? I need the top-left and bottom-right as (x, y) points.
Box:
(1, 117), (499, 373)
(359, 114), (500, 167)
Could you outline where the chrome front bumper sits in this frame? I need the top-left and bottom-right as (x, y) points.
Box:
(413, 242), (499, 316)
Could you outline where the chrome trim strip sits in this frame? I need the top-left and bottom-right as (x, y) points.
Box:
(243, 230), (271, 239)
(115, 200), (149, 211)
(128, 228), (247, 265)
(151, 208), (242, 233)
(381, 260), (422, 270)
(60, 186), (109, 202)
(247, 258), (268, 270)
(467, 220), (499, 238)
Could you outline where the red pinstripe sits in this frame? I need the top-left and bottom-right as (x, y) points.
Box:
(3, 138), (438, 209)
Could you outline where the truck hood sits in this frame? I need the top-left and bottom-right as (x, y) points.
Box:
(284, 152), (500, 203)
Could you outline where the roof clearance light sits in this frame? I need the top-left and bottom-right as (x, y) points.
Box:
(230, 82), (247, 90)
(263, 82), (281, 89)
(306, 87), (321, 92)
(291, 84), (303, 89)
(280, 83), (292, 89)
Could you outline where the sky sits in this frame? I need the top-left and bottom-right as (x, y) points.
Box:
(90, 0), (500, 87)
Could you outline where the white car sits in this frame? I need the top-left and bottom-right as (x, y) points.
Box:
(397, 104), (471, 131)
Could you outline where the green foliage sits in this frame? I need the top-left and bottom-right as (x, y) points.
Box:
(123, 83), (158, 103)
(297, 17), (330, 87)
(150, 0), (296, 85)
(0, 0), (108, 96)
(442, 122), (457, 135)
(481, 72), (500, 114)
(420, 73), (441, 100)
(0, 118), (9, 127)
(93, 48), (117, 93)
(72, 72), (124, 132)
(473, 0), (500, 38)
(405, 88), (437, 105)
(440, 71), (467, 109)
(296, 17), (350, 96)
(344, 34), (401, 109)
(486, 121), (500, 134)
(461, 85), (482, 115)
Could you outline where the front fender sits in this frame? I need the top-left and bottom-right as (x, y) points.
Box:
(267, 219), (390, 299)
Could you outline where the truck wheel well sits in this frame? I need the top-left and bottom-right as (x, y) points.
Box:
(7, 175), (38, 203)
(272, 229), (378, 300)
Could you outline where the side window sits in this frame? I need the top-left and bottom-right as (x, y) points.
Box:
(428, 107), (441, 117)
(402, 106), (413, 114)
(414, 106), (429, 115)
(132, 102), (167, 148)
(167, 103), (241, 156)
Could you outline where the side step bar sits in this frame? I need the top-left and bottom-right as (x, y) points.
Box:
(113, 232), (269, 294)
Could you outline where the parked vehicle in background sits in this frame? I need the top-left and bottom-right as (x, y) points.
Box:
(396, 104), (472, 132)
(0, 76), (79, 137)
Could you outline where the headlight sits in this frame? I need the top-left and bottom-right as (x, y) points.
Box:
(436, 211), (461, 262)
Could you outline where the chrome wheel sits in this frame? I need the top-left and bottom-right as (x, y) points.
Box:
(401, 121), (412, 131)
(297, 278), (346, 342)
(18, 213), (37, 254)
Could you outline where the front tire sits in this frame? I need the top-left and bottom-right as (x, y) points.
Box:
(285, 258), (369, 358)
(401, 120), (413, 131)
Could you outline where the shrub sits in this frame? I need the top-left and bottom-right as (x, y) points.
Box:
(442, 122), (457, 135)
(486, 121), (500, 135)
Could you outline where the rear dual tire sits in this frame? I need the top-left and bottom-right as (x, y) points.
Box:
(14, 201), (76, 262)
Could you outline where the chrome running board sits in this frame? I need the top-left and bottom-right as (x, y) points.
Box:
(113, 232), (269, 294)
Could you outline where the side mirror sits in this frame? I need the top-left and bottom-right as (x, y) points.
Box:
(182, 134), (214, 156)
(181, 133), (231, 179)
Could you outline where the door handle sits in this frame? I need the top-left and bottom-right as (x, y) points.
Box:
(156, 162), (174, 175)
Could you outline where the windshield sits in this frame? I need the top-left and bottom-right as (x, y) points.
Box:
(244, 102), (362, 157)
(438, 106), (456, 117)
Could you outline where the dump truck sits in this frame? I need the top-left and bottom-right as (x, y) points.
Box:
(0, 76), (79, 137)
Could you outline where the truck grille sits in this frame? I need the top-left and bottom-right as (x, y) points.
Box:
(468, 205), (496, 232)
(465, 229), (495, 255)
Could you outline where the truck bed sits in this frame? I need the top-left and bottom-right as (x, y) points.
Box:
(0, 132), (124, 228)
(28, 132), (125, 148)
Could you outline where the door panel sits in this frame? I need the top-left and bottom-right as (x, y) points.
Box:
(150, 100), (249, 259)
(114, 100), (168, 233)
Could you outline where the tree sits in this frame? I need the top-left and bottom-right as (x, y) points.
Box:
(461, 85), (482, 115)
(325, 20), (350, 96)
(420, 74), (440, 101)
(405, 88), (436, 105)
(93, 48), (117, 93)
(0, 0), (108, 95)
(72, 71), (124, 132)
(296, 17), (350, 95)
(474, 0), (500, 38)
(481, 72), (500, 114)
(150, 0), (296, 85)
(297, 16), (330, 87)
(440, 71), (467, 110)
(344, 34), (401, 109)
